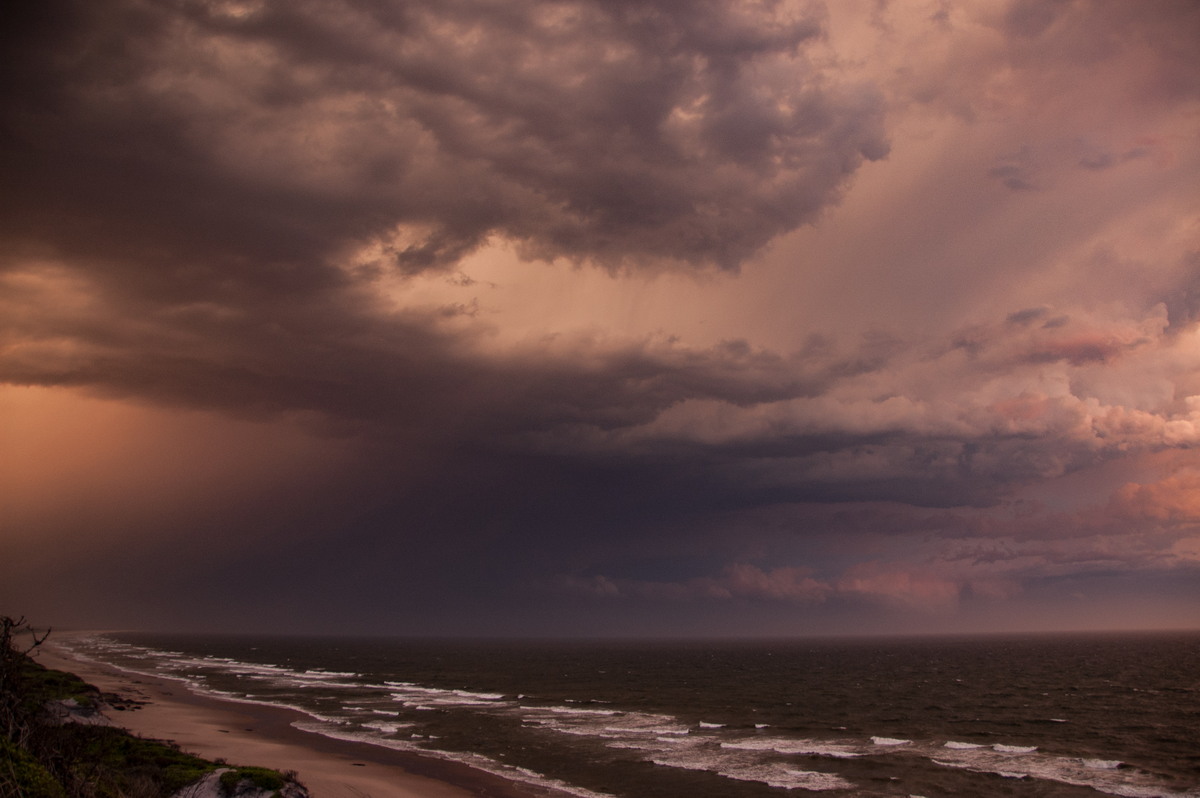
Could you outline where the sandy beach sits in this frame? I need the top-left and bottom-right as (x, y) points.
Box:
(34, 639), (540, 798)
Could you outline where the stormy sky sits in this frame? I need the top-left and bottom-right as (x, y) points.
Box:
(2, 0), (1199, 637)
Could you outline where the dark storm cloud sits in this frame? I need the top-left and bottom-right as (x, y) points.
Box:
(3, 0), (1179, 501)
(0, 262), (880, 436)
(0, 0), (892, 516)
(4, 0), (1199, 635)
(10, 269), (1174, 520)
(1, 0), (887, 285)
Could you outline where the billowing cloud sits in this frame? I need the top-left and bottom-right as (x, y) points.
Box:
(1, 0), (886, 283)
(1111, 469), (1200, 525)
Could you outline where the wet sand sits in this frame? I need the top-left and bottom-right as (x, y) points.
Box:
(35, 639), (541, 798)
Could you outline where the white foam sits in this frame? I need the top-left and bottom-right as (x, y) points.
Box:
(271, 676), (365, 689)
(387, 682), (504, 699)
(606, 740), (661, 751)
(649, 751), (855, 792)
(931, 745), (1200, 798)
(388, 685), (512, 709)
(76, 638), (375, 695)
(778, 768), (856, 792)
(541, 726), (602, 738)
(49, 643), (213, 695)
(223, 662), (295, 678)
(188, 689), (349, 726)
(721, 738), (863, 758)
(303, 669), (358, 678)
(545, 706), (620, 716)
(70, 635), (1199, 798)
(362, 721), (412, 734)
(564, 698), (612, 705)
(528, 706), (689, 739)
(603, 725), (687, 736)
(291, 720), (616, 798)
(531, 707), (869, 790)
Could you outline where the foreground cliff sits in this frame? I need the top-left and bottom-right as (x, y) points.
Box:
(1, 616), (308, 798)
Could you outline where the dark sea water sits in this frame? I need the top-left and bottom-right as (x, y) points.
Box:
(59, 632), (1200, 798)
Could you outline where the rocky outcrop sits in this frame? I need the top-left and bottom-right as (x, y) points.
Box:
(44, 697), (112, 726)
(171, 768), (309, 798)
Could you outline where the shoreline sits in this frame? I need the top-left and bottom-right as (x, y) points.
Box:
(34, 637), (545, 798)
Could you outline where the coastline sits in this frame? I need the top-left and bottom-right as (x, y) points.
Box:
(34, 636), (542, 798)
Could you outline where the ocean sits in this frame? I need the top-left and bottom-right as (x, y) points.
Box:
(57, 632), (1200, 798)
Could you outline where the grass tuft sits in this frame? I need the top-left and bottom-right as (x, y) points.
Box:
(219, 765), (288, 792)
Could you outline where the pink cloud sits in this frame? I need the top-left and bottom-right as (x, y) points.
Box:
(556, 564), (830, 604)
(1110, 470), (1200, 523)
(697, 564), (830, 602)
(835, 561), (962, 610)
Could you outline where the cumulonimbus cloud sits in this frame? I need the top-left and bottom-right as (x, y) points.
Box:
(1, 0), (888, 281)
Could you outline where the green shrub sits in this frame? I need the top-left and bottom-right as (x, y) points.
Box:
(71, 726), (215, 793)
(17, 659), (95, 707)
(219, 765), (288, 793)
(0, 737), (69, 798)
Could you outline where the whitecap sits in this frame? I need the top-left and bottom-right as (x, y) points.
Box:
(930, 747), (1195, 797)
(648, 753), (855, 792)
(363, 720), (413, 734)
(721, 738), (862, 758)
(291, 721), (616, 798)
(545, 706), (620, 716)
(303, 669), (358, 678)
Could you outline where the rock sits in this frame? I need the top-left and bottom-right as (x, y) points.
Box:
(44, 697), (112, 726)
(171, 768), (310, 798)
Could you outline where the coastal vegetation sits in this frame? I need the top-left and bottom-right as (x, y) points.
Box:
(0, 616), (305, 798)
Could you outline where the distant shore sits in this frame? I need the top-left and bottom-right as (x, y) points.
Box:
(36, 636), (540, 798)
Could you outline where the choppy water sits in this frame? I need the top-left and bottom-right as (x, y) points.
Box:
(57, 632), (1200, 798)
